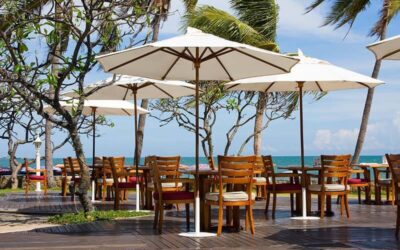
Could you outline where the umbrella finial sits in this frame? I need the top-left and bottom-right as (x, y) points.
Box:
(297, 49), (305, 57)
(186, 27), (203, 35)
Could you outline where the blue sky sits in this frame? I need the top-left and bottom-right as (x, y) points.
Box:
(4, 0), (400, 159)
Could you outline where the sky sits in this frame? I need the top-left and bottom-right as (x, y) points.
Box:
(3, 0), (400, 159)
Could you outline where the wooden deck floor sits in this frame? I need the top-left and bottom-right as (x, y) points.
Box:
(0, 192), (399, 249)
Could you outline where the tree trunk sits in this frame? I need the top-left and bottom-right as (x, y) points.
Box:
(8, 139), (19, 189)
(136, 13), (161, 161)
(253, 92), (267, 155)
(351, 1), (388, 164)
(68, 125), (93, 213)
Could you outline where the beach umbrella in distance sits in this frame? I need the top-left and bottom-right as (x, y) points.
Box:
(65, 75), (196, 211)
(367, 35), (400, 60)
(44, 100), (149, 202)
(225, 50), (384, 220)
(94, 27), (299, 237)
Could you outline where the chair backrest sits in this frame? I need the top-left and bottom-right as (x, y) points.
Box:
(147, 156), (162, 195)
(67, 157), (81, 181)
(217, 155), (256, 195)
(24, 158), (32, 178)
(109, 156), (126, 184)
(207, 156), (216, 170)
(254, 156), (264, 174)
(320, 155), (351, 185)
(386, 154), (400, 184)
(261, 155), (275, 185)
(156, 156), (181, 179)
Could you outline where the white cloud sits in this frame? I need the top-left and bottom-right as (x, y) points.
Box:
(276, 0), (364, 43)
(313, 128), (358, 151)
(393, 112), (400, 133)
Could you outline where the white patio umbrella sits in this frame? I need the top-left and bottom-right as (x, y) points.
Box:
(225, 50), (384, 220)
(95, 27), (298, 237)
(44, 100), (149, 202)
(367, 35), (400, 60)
(65, 75), (196, 211)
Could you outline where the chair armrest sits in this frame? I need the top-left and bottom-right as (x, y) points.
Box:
(161, 178), (194, 184)
(274, 173), (302, 178)
(27, 169), (47, 174)
(350, 169), (364, 174)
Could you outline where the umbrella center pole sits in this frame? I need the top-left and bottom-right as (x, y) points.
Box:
(194, 49), (201, 234)
(132, 86), (140, 211)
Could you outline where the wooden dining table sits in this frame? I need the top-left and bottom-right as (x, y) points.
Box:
(178, 167), (218, 231)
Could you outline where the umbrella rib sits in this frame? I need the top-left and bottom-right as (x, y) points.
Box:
(209, 48), (233, 81)
(162, 48), (193, 61)
(264, 82), (275, 92)
(161, 48), (186, 80)
(315, 81), (323, 92)
(185, 48), (195, 61)
(201, 48), (232, 62)
(231, 48), (288, 72)
(121, 108), (131, 116)
(122, 86), (130, 100)
(356, 82), (371, 89)
(151, 84), (174, 99)
(226, 83), (239, 90)
(109, 48), (163, 72)
(199, 47), (210, 60)
(136, 82), (153, 90)
(381, 48), (400, 60)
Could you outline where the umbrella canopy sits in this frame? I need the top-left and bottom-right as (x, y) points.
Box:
(96, 27), (298, 80)
(94, 27), (299, 237)
(44, 100), (149, 116)
(225, 50), (384, 220)
(367, 35), (400, 60)
(226, 50), (384, 91)
(66, 75), (196, 100)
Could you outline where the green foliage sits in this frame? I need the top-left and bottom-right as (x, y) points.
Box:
(48, 210), (150, 225)
(306, 0), (400, 38)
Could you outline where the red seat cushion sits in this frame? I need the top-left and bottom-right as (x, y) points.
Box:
(153, 191), (194, 201)
(128, 176), (143, 184)
(115, 182), (136, 189)
(348, 178), (368, 184)
(267, 183), (302, 191)
(28, 175), (45, 181)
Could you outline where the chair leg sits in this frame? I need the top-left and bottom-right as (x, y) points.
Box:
(249, 204), (255, 235)
(357, 187), (361, 204)
(306, 192), (311, 215)
(272, 193), (277, 219)
(344, 194), (350, 218)
(320, 194), (325, 219)
(158, 206), (164, 234)
(340, 195), (345, 216)
(102, 183), (106, 201)
(290, 193), (294, 215)
(114, 189), (120, 210)
(185, 203), (190, 230)
(245, 206), (249, 232)
(44, 180), (48, 195)
(396, 204), (400, 238)
(25, 180), (29, 195)
(265, 192), (270, 215)
(217, 204), (224, 236)
(153, 202), (159, 229)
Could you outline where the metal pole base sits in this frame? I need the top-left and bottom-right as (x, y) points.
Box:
(91, 181), (101, 203)
(35, 183), (41, 192)
(136, 183), (140, 212)
(291, 188), (320, 220)
(179, 197), (216, 237)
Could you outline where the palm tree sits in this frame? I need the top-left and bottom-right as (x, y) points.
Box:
(307, 0), (400, 164)
(185, 0), (279, 155)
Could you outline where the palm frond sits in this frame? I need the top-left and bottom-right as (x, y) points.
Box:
(370, 0), (400, 37)
(182, 0), (198, 13)
(230, 0), (278, 42)
(184, 5), (267, 47)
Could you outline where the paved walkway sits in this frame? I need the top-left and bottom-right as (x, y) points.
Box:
(0, 192), (399, 249)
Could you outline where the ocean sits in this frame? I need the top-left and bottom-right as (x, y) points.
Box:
(0, 155), (385, 169)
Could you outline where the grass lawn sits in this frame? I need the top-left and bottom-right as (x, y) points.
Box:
(0, 187), (61, 197)
(48, 210), (151, 225)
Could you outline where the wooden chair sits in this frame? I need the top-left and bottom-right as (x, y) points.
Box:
(109, 156), (138, 210)
(95, 157), (114, 201)
(262, 155), (301, 218)
(207, 156), (218, 192)
(348, 165), (371, 204)
(307, 155), (351, 219)
(24, 158), (47, 195)
(385, 154), (400, 237)
(204, 155), (256, 236)
(374, 165), (394, 205)
(67, 157), (82, 201)
(254, 156), (267, 200)
(148, 156), (194, 234)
